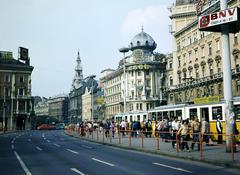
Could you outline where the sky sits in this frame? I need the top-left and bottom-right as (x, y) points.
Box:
(0, 0), (174, 98)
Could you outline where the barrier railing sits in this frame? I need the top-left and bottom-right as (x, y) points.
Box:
(66, 127), (240, 163)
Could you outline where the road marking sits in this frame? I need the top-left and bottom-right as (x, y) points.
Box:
(70, 168), (85, 175)
(153, 162), (193, 174)
(53, 143), (60, 147)
(36, 146), (43, 151)
(12, 145), (14, 149)
(66, 149), (79, 154)
(60, 138), (65, 141)
(81, 145), (92, 149)
(47, 140), (50, 143)
(14, 151), (32, 175)
(92, 158), (115, 167)
(28, 139), (31, 142)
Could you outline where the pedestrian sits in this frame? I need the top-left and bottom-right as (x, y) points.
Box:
(177, 120), (190, 152)
(216, 115), (223, 144)
(120, 120), (126, 136)
(191, 116), (200, 151)
(110, 121), (115, 138)
(171, 117), (180, 148)
(201, 117), (210, 145)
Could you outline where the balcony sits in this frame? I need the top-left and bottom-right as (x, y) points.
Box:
(165, 68), (240, 93)
(16, 95), (31, 100)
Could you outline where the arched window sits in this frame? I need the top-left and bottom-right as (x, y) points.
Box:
(169, 76), (173, 86)
(137, 41), (140, 46)
(145, 40), (149, 45)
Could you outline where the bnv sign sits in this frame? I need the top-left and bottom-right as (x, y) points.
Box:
(199, 8), (238, 29)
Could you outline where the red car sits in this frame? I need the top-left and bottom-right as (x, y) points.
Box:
(37, 124), (55, 130)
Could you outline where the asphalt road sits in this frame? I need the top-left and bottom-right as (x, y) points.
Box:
(0, 130), (239, 175)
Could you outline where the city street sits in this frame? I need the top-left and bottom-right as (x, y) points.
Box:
(0, 130), (239, 175)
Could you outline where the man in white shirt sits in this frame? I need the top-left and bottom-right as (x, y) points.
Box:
(120, 120), (126, 136)
(171, 117), (180, 148)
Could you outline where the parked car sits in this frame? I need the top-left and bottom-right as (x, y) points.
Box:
(55, 123), (65, 130)
(37, 124), (55, 130)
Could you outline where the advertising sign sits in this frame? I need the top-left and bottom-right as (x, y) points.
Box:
(198, 7), (240, 33)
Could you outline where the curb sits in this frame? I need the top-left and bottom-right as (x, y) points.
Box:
(65, 131), (240, 170)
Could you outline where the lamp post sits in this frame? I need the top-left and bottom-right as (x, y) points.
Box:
(90, 75), (96, 125)
(3, 87), (6, 133)
(119, 47), (129, 114)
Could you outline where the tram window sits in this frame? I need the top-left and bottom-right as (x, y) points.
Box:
(176, 110), (182, 119)
(212, 106), (222, 120)
(137, 115), (140, 121)
(157, 112), (162, 121)
(234, 105), (240, 120)
(163, 111), (168, 119)
(143, 115), (147, 121)
(130, 116), (133, 122)
(170, 111), (174, 119)
(125, 116), (127, 121)
(189, 108), (197, 120)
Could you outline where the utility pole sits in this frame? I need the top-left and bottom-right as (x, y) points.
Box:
(220, 0), (234, 152)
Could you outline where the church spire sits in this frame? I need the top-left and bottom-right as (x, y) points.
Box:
(71, 50), (83, 90)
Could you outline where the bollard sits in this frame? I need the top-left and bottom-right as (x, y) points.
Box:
(200, 133), (203, 161)
(110, 129), (112, 144)
(156, 135), (160, 150)
(118, 131), (121, 145)
(103, 129), (105, 143)
(176, 133), (179, 153)
(231, 134), (234, 161)
(141, 132), (144, 148)
(96, 129), (99, 142)
(129, 130), (132, 147)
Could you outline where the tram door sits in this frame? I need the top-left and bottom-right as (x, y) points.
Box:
(201, 108), (209, 122)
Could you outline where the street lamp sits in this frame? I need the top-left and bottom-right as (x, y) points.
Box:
(119, 47), (129, 114)
(90, 75), (96, 125)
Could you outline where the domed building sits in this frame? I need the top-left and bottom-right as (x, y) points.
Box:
(101, 29), (168, 120)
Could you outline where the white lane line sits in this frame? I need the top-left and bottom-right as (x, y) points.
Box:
(47, 140), (50, 143)
(14, 151), (32, 175)
(153, 162), (193, 174)
(28, 139), (31, 142)
(36, 146), (43, 151)
(92, 158), (115, 167)
(66, 149), (79, 154)
(12, 145), (14, 149)
(70, 168), (85, 175)
(53, 143), (60, 147)
(81, 145), (92, 149)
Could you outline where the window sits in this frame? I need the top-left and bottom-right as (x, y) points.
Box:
(208, 43), (212, 55)
(202, 66), (205, 77)
(18, 88), (24, 96)
(19, 75), (24, 83)
(209, 64), (214, 75)
(4, 74), (11, 82)
(178, 75), (181, 84)
(200, 32), (205, 39)
(210, 85), (214, 95)
(183, 54), (186, 63)
(169, 61), (173, 69)
(201, 47), (205, 57)
(216, 40), (220, 51)
(178, 57), (181, 67)
(195, 49), (198, 59)
(139, 103), (142, 110)
(212, 106), (222, 120)
(177, 43), (181, 51)
(236, 80), (240, 92)
(189, 108), (197, 120)
(234, 33), (238, 45)
(169, 77), (173, 86)
(218, 83), (222, 95)
(196, 69), (199, 79)
(188, 52), (192, 61)
(137, 71), (142, 76)
(5, 88), (11, 97)
(170, 94), (174, 101)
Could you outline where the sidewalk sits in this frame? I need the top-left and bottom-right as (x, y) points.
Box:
(66, 129), (240, 169)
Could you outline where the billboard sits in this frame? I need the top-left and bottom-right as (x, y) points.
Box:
(19, 47), (29, 60)
(198, 7), (240, 33)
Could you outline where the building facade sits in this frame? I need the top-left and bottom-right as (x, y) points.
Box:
(101, 29), (167, 120)
(166, 0), (240, 105)
(48, 94), (69, 123)
(0, 50), (34, 130)
(34, 98), (49, 116)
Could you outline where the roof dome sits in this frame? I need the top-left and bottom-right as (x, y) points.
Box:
(129, 29), (157, 51)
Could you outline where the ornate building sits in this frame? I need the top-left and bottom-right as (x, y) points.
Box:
(68, 51), (98, 123)
(101, 29), (167, 120)
(167, 0), (240, 105)
(0, 50), (34, 130)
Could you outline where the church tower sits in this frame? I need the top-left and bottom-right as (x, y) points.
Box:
(71, 50), (83, 90)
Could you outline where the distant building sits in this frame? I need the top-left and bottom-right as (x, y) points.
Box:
(48, 94), (69, 123)
(0, 49), (34, 130)
(68, 51), (98, 123)
(34, 98), (49, 116)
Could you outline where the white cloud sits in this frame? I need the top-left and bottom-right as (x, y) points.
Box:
(122, 5), (172, 53)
